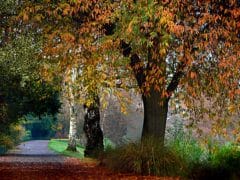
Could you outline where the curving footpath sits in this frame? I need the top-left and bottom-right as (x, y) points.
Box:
(0, 140), (170, 180)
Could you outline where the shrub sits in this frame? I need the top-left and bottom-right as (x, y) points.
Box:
(209, 143), (240, 178)
(0, 123), (26, 154)
(166, 120), (207, 171)
(190, 143), (240, 179)
(211, 143), (240, 170)
(0, 135), (14, 151)
(9, 123), (26, 144)
(167, 133), (207, 169)
(101, 137), (186, 176)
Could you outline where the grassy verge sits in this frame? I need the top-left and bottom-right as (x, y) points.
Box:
(48, 138), (115, 159)
(48, 139), (84, 159)
(101, 136), (240, 179)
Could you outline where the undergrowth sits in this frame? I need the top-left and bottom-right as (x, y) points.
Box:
(101, 137), (186, 177)
(101, 120), (240, 179)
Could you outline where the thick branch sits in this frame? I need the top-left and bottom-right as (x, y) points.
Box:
(120, 41), (145, 87)
(166, 61), (186, 97)
(130, 54), (145, 87)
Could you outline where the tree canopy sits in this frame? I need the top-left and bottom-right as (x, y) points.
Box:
(18, 0), (240, 140)
(110, 0), (240, 138)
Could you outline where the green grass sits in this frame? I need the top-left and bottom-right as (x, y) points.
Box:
(48, 139), (84, 159)
(103, 138), (116, 149)
(48, 138), (115, 159)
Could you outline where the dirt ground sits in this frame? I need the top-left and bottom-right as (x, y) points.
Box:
(0, 157), (154, 179)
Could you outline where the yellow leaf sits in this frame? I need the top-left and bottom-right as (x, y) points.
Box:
(228, 105), (236, 113)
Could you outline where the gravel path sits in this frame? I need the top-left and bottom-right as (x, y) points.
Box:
(0, 140), (169, 180)
(7, 140), (56, 155)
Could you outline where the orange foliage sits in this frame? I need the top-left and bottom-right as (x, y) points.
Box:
(20, 0), (240, 135)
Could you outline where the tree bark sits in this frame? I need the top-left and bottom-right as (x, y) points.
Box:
(67, 68), (77, 151)
(129, 52), (169, 142)
(83, 97), (103, 157)
(142, 89), (169, 143)
(67, 100), (77, 151)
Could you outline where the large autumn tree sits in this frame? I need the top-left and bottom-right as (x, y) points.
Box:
(108, 0), (240, 142)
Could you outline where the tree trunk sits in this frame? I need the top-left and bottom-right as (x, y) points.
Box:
(120, 42), (172, 143)
(67, 101), (77, 151)
(83, 98), (103, 157)
(67, 68), (77, 151)
(130, 53), (169, 143)
(142, 89), (169, 143)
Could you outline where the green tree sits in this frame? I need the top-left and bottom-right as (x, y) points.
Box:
(0, 0), (60, 139)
